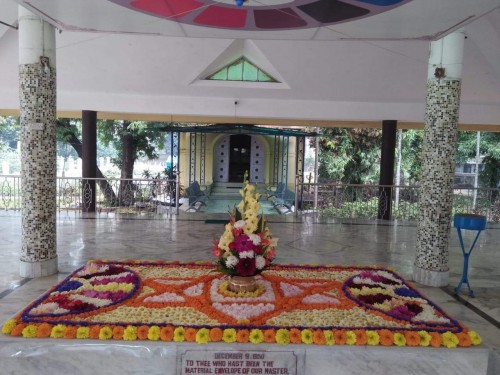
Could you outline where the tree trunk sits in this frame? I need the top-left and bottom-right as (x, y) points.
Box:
(119, 121), (135, 206)
(57, 121), (118, 204)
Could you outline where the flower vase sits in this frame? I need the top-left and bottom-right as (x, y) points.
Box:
(228, 275), (257, 293)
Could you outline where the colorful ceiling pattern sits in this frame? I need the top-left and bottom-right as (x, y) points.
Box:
(108, 0), (412, 31)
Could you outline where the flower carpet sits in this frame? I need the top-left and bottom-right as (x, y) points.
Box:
(2, 260), (481, 348)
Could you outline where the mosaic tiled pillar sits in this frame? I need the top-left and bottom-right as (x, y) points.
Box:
(413, 30), (465, 287)
(18, 7), (58, 277)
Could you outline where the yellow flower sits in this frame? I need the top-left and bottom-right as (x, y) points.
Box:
(442, 332), (459, 348)
(346, 331), (356, 345)
(148, 326), (161, 341)
(223, 328), (236, 343)
(468, 331), (482, 346)
(249, 329), (264, 344)
(324, 331), (335, 345)
(276, 329), (290, 345)
(1, 319), (17, 335)
(196, 328), (210, 344)
(76, 327), (90, 339)
(174, 327), (185, 342)
(366, 330), (380, 346)
(393, 332), (406, 347)
(418, 331), (431, 347)
(123, 326), (137, 341)
(301, 329), (313, 344)
(22, 325), (38, 338)
(50, 324), (66, 339)
(99, 326), (113, 340)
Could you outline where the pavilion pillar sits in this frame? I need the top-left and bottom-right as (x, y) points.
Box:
(18, 7), (58, 277)
(82, 110), (97, 212)
(378, 120), (397, 220)
(413, 30), (465, 287)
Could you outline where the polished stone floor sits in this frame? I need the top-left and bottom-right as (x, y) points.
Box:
(0, 211), (499, 374)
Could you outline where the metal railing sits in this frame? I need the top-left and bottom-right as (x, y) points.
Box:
(294, 181), (499, 223)
(1, 174), (498, 222)
(0, 175), (180, 216)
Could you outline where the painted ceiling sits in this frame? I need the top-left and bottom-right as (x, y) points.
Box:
(0, 0), (499, 127)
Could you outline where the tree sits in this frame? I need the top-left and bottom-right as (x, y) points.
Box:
(456, 131), (500, 204)
(317, 128), (382, 184)
(98, 120), (168, 204)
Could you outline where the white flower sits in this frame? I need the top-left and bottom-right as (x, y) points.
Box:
(234, 220), (246, 229)
(225, 255), (239, 268)
(248, 233), (261, 245)
(255, 255), (266, 270)
(239, 250), (254, 259)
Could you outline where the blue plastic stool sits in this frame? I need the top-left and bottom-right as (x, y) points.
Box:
(453, 214), (487, 297)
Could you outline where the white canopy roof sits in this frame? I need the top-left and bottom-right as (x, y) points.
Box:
(0, 0), (499, 128)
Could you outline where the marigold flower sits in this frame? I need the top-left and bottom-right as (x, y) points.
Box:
(301, 329), (313, 345)
(76, 326), (90, 339)
(148, 326), (161, 341)
(124, 325), (137, 341)
(418, 331), (431, 347)
(160, 326), (174, 341)
(468, 331), (482, 346)
(90, 325), (101, 339)
(313, 330), (326, 345)
(185, 328), (197, 342)
(137, 325), (150, 340)
(209, 327), (223, 342)
(276, 329), (290, 345)
(456, 332), (471, 347)
(263, 329), (276, 343)
(366, 331), (380, 346)
(10, 323), (26, 337)
(22, 325), (37, 338)
(223, 328), (236, 343)
(196, 328), (210, 344)
(404, 331), (420, 347)
(442, 331), (459, 348)
(393, 332), (406, 347)
(1, 319), (17, 335)
(324, 330), (335, 345)
(346, 330), (356, 345)
(289, 328), (302, 344)
(50, 324), (66, 339)
(429, 332), (442, 348)
(354, 330), (367, 345)
(174, 327), (185, 342)
(36, 323), (53, 338)
(236, 329), (250, 343)
(334, 330), (347, 345)
(99, 326), (113, 340)
(64, 326), (77, 339)
(113, 326), (125, 340)
(378, 329), (393, 346)
(249, 329), (264, 344)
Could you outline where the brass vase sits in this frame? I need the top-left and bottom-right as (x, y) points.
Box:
(228, 275), (257, 293)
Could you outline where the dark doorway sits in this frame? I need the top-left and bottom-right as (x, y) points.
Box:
(229, 135), (251, 182)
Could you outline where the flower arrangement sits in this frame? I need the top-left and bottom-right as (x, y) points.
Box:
(212, 175), (278, 277)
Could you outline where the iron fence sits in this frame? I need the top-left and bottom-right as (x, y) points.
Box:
(295, 182), (499, 223)
(1, 175), (498, 222)
(0, 175), (179, 215)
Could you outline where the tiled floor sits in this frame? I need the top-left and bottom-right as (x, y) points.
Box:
(0, 211), (499, 374)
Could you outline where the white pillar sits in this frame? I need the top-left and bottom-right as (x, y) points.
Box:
(413, 30), (465, 287)
(18, 6), (58, 277)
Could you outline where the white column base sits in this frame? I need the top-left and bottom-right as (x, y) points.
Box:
(20, 257), (58, 278)
(412, 264), (449, 287)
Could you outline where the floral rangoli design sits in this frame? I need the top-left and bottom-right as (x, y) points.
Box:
(2, 260), (481, 348)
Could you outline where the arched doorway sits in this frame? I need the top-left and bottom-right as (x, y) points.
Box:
(214, 135), (266, 183)
(229, 135), (251, 182)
